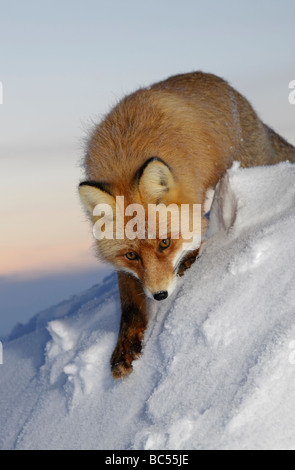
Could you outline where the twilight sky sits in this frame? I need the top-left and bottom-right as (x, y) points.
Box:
(0, 0), (294, 333)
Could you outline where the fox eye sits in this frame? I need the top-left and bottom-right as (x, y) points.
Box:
(125, 252), (138, 261)
(159, 238), (171, 251)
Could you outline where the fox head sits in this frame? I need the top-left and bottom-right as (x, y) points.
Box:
(79, 158), (202, 300)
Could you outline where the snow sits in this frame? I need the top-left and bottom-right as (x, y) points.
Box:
(1, 162), (295, 450)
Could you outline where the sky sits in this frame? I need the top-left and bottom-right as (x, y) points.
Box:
(0, 0), (295, 334)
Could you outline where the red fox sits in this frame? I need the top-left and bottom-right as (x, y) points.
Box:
(79, 72), (295, 379)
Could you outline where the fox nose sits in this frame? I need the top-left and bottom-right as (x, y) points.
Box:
(153, 291), (168, 301)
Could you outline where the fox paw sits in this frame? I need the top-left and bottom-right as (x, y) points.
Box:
(110, 334), (143, 379)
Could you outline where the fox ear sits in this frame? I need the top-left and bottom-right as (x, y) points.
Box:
(79, 182), (115, 215)
(138, 158), (175, 203)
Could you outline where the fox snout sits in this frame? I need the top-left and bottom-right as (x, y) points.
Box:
(143, 273), (177, 301)
(153, 291), (168, 301)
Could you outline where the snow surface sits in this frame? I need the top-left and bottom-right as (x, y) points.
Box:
(1, 162), (295, 450)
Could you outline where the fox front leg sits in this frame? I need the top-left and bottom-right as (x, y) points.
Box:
(111, 272), (148, 379)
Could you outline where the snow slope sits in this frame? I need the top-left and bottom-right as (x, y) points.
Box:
(1, 162), (295, 450)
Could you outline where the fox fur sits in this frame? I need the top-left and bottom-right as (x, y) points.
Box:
(79, 72), (295, 378)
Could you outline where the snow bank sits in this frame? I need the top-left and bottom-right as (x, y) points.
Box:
(1, 162), (295, 450)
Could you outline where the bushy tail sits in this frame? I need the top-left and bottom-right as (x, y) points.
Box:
(265, 125), (295, 164)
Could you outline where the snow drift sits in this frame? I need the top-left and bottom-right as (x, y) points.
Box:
(1, 162), (295, 450)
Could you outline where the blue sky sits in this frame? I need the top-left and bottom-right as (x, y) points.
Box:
(1, 0), (295, 144)
(0, 0), (294, 334)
